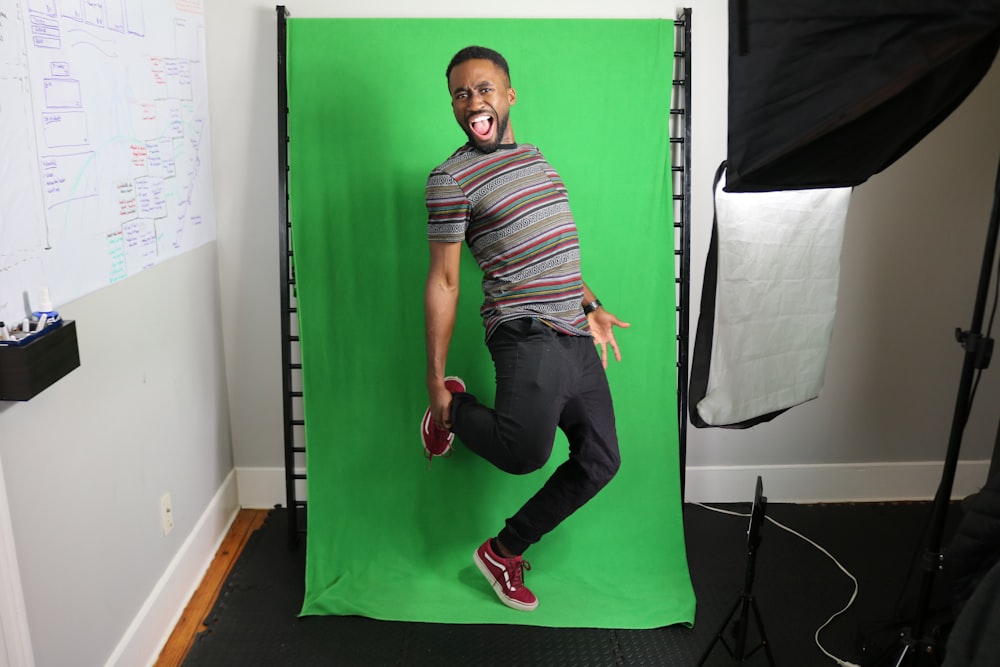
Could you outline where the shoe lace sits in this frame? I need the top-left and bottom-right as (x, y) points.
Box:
(424, 439), (453, 470)
(510, 557), (531, 590)
(423, 420), (454, 469)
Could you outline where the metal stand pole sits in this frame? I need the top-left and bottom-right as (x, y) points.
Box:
(886, 158), (999, 666)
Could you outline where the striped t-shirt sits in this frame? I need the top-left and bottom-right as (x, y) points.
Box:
(426, 143), (589, 340)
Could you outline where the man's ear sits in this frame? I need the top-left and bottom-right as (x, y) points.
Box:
(508, 87), (517, 106)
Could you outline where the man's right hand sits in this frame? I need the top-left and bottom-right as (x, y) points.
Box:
(428, 381), (454, 430)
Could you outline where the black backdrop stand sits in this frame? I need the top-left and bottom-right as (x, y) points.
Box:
(880, 158), (999, 667)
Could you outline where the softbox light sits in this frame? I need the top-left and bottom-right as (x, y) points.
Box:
(726, 0), (1000, 193)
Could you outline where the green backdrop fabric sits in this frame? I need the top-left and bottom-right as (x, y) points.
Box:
(288, 19), (694, 629)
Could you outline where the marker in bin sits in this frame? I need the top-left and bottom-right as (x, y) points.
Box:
(0, 289), (62, 345)
(32, 287), (60, 331)
(0, 320), (30, 344)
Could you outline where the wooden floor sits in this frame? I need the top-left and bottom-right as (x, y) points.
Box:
(153, 509), (270, 667)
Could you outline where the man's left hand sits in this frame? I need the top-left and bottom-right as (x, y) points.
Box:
(588, 308), (631, 368)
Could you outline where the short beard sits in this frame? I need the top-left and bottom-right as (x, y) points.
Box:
(467, 113), (510, 154)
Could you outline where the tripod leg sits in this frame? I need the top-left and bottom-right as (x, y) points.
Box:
(698, 597), (742, 666)
(750, 596), (776, 667)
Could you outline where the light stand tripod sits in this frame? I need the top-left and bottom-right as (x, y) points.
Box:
(880, 158), (1000, 667)
(699, 476), (777, 666)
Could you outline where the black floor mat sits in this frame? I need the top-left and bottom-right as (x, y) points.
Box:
(183, 501), (961, 666)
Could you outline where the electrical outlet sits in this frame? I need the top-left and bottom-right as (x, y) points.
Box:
(160, 493), (174, 536)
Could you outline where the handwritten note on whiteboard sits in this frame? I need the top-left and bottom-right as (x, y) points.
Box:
(0, 0), (216, 324)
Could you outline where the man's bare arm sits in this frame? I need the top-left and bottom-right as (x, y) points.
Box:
(425, 241), (463, 427)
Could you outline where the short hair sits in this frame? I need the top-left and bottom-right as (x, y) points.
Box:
(446, 46), (511, 83)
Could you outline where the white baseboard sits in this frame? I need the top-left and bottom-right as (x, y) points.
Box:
(236, 466), (306, 509)
(236, 460), (992, 508)
(684, 460), (993, 503)
(104, 469), (239, 667)
(0, 453), (34, 667)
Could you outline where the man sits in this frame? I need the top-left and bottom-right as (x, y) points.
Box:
(421, 45), (630, 612)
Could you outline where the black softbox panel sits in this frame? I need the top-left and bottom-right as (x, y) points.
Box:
(726, 0), (1000, 193)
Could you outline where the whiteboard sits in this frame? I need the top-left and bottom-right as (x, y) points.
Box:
(0, 0), (216, 324)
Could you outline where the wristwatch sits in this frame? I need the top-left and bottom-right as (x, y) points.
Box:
(582, 299), (602, 315)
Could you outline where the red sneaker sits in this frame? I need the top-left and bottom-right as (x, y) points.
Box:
(473, 539), (538, 611)
(421, 376), (466, 460)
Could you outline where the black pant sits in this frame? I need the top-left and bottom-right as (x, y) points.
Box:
(450, 318), (621, 555)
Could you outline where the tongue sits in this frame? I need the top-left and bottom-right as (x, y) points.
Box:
(472, 118), (492, 138)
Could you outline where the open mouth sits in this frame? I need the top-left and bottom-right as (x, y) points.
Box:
(468, 113), (495, 140)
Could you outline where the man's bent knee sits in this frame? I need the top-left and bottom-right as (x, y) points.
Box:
(493, 435), (552, 475)
(592, 450), (621, 488)
(497, 452), (549, 475)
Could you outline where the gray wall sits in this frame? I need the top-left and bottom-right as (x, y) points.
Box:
(0, 245), (233, 666)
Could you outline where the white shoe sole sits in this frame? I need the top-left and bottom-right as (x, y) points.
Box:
(473, 549), (538, 612)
